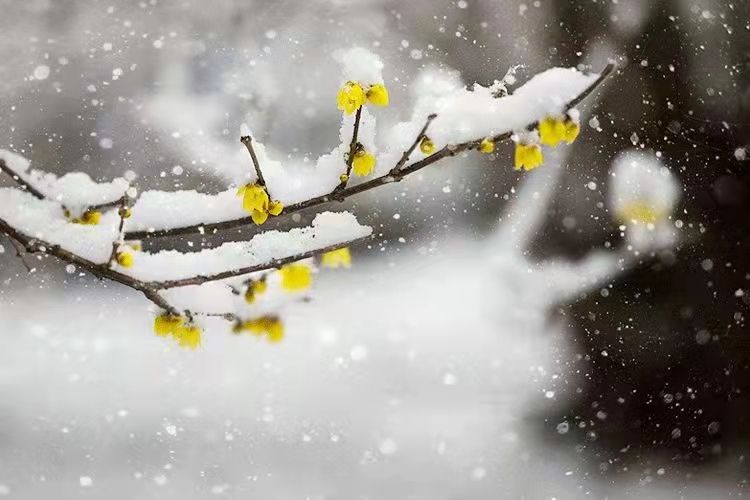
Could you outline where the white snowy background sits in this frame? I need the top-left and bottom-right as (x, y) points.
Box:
(0, 0), (746, 498)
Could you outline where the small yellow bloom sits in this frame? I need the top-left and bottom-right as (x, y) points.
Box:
(244, 278), (268, 304)
(539, 117), (567, 147)
(617, 201), (662, 224)
(321, 247), (352, 269)
(71, 210), (101, 225)
(352, 150), (376, 177)
(236, 316), (284, 343)
(268, 200), (284, 216)
(366, 83), (389, 107)
(116, 251), (134, 268)
(174, 324), (202, 350)
(420, 136), (435, 155)
(239, 183), (269, 214)
(514, 143), (544, 171)
(280, 263), (312, 291)
(339, 173), (349, 184)
(564, 120), (580, 144)
(119, 207), (132, 219)
(337, 81), (366, 115)
(479, 138), (495, 154)
(154, 314), (184, 337)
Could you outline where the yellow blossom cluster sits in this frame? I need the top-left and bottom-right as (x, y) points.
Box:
(237, 183), (284, 225)
(336, 81), (389, 115)
(352, 147), (377, 177)
(244, 278), (268, 304)
(280, 263), (313, 291)
(514, 113), (581, 171)
(153, 314), (202, 349)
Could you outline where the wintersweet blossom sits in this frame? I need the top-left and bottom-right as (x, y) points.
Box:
(280, 263), (312, 291)
(337, 81), (367, 115)
(236, 183), (283, 225)
(420, 136), (436, 155)
(479, 138), (495, 154)
(244, 278), (268, 304)
(352, 149), (376, 177)
(539, 114), (581, 147)
(321, 247), (352, 268)
(337, 81), (389, 114)
(69, 209), (101, 225)
(366, 83), (389, 106)
(153, 313), (202, 349)
(116, 251), (134, 268)
(514, 143), (544, 171)
(234, 316), (284, 343)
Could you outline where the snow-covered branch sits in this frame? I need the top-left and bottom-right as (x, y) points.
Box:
(0, 48), (617, 348)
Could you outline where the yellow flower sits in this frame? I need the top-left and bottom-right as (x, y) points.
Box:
(419, 136), (435, 155)
(617, 201), (662, 224)
(71, 209), (102, 225)
(174, 324), (202, 350)
(564, 120), (580, 144)
(119, 207), (132, 219)
(352, 149), (376, 177)
(366, 83), (389, 106)
(244, 278), (268, 304)
(153, 313), (202, 349)
(153, 314), (184, 337)
(479, 138), (495, 154)
(514, 143), (544, 171)
(539, 117), (567, 147)
(239, 183), (269, 214)
(235, 316), (284, 343)
(321, 247), (352, 268)
(337, 81), (366, 115)
(237, 183), (283, 225)
(280, 263), (312, 291)
(116, 251), (134, 268)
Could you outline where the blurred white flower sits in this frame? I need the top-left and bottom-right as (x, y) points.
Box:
(609, 150), (681, 251)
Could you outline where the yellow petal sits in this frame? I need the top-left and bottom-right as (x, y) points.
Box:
(242, 184), (269, 214)
(154, 314), (184, 337)
(564, 121), (580, 144)
(266, 318), (284, 343)
(419, 137), (435, 155)
(336, 81), (366, 115)
(618, 201), (661, 224)
(539, 117), (567, 147)
(352, 150), (376, 177)
(479, 138), (495, 154)
(280, 263), (312, 291)
(268, 200), (284, 216)
(77, 210), (101, 225)
(366, 83), (389, 106)
(251, 209), (269, 225)
(252, 279), (268, 295)
(174, 325), (202, 350)
(321, 247), (352, 269)
(116, 251), (134, 268)
(514, 143), (544, 171)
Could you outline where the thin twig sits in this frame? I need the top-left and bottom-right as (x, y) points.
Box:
(152, 235), (371, 289)
(5, 235), (33, 272)
(338, 106), (363, 191)
(0, 215), (178, 315)
(0, 158), (45, 200)
(108, 196), (129, 266)
(240, 135), (267, 187)
(391, 113), (437, 174)
(125, 64), (615, 240)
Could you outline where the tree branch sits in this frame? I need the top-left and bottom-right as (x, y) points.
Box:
(240, 134), (267, 188)
(152, 235), (371, 289)
(0, 158), (45, 200)
(125, 64), (615, 240)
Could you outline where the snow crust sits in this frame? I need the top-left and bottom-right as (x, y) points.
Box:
(0, 187), (119, 263)
(121, 211), (371, 283)
(0, 149), (128, 216)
